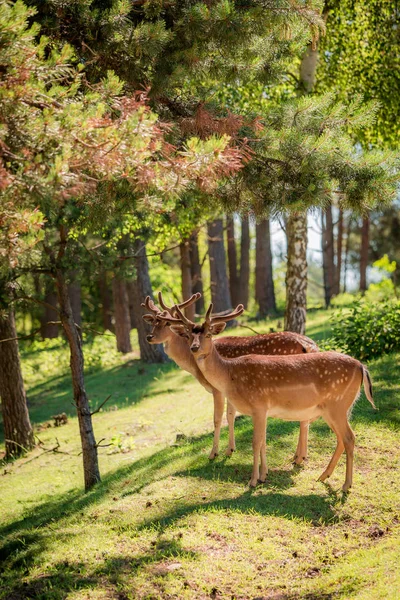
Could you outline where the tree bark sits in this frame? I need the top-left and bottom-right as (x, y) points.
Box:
(333, 207), (343, 296)
(0, 310), (34, 458)
(255, 218), (276, 317)
(321, 205), (335, 307)
(112, 277), (132, 353)
(284, 213), (308, 334)
(68, 271), (82, 329)
(99, 271), (113, 332)
(180, 239), (195, 320)
(189, 231), (205, 314)
(40, 279), (59, 339)
(343, 214), (353, 294)
(55, 260), (100, 491)
(226, 216), (240, 306)
(132, 238), (168, 363)
(360, 215), (370, 292)
(207, 219), (232, 313)
(239, 215), (250, 309)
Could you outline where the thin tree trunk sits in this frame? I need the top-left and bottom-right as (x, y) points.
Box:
(112, 277), (132, 353)
(226, 216), (240, 306)
(55, 258), (100, 490)
(0, 310), (34, 458)
(239, 215), (250, 309)
(126, 281), (137, 330)
(207, 219), (232, 313)
(255, 218), (276, 317)
(68, 271), (82, 329)
(343, 214), (353, 294)
(180, 239), (195, 320)
(360, 215), (370, 293)
(285, 213), (308, 334)
(40, 279), (59, 339)
(321, 205), (335, 307)
(132, 238), (168, 363)
(99, 271), (113, 332)
(189, 231), (205, 314)
(333, 208), (343, 296)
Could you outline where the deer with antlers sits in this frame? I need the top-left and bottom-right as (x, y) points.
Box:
(166, 303), (376, 492)
(142, 292), (319, 463)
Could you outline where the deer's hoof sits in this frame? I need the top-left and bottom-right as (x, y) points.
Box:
(208, 451), (218, 460)
(225, 447), (235, 457)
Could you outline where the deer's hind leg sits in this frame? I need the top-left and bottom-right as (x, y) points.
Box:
(293, 420), (310, 465)
(319, 409), (355, 492)
(249, 411), (267, 487)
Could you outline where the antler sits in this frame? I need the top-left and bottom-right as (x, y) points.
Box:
(205, 303), (245, 325)
(158, 291), (201, 317)
(141, 296), (161, 315)
(173, 303), (196, 327)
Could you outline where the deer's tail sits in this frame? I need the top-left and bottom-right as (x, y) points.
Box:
(362, 365), (377, 410)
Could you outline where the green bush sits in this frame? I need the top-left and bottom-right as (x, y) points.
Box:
(330, 299), (400, 360)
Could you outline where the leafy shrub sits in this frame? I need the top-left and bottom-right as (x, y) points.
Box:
(330, 299), (400, 360)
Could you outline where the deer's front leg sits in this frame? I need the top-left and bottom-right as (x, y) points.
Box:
(249, 411), (267, 487)
(225, 400), (236, 456)
(293, 420), (310, 465)
(209, 389), (224, 460)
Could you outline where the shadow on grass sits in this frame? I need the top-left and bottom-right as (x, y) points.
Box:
(0, 359), (179, 445)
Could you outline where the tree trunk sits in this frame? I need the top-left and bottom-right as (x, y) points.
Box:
(40, 279), (59, 339)
(343, 214), (353, 294)
(285, 213), (308, 334)
(208, 219), (232, 313)
(321, 205), (335, 307)
(226, 216), (240, 306)
(189, 231), (205, 314)
(68, 271), (82, 329)
(112, 277), (132, 353)
(255, 218), (276, 317)
(239, 215), (250, 309)
(55, 265), (100, 490)
(126, 281), (137, 330)
(360, 215), (370, 293)
(0, 310), (34, 458)
(132, 238), (168, 363)
(99, 271), (113, 332)
(180, 240), (195, 320)
(333, 208), (343, 296)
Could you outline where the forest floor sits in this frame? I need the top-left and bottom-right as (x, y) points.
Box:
(1, 310), (400, 600)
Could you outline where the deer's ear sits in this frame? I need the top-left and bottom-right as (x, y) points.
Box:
(170, 324), (189, 338)
(142, 314), (154, 323)
(209, 322), (226, 335)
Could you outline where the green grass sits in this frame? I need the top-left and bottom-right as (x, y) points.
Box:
(1, 311), (400, 599)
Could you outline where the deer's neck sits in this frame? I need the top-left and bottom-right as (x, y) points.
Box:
(164, 334), (213, 393)
(196, 344), (230, 395)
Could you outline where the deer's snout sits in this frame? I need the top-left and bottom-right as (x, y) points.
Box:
(146, 334), (154, 342)
(191, 344), (200, 353)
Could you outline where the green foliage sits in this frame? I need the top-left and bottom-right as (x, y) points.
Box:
(28, 0), (324, 95)
(318, 0), (400, 147)
(330, 299), (400, 360)
(228, 93), (398, 216)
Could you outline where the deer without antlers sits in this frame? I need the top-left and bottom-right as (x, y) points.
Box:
(169, 303), (376, 492)
(142, 292), (319, 463)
